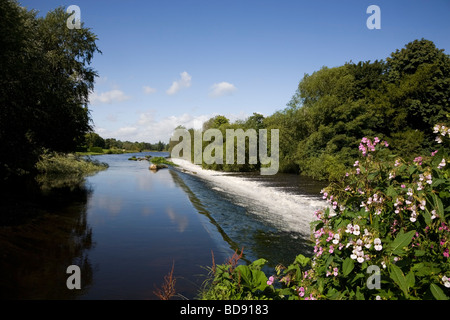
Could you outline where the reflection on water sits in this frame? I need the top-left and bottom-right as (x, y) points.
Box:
(0, 176), (93, 299)
(78, 152), (227, 300)
(0, 152), (328, 300)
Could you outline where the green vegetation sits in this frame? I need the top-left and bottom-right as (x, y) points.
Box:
(36, 152), (108, 176)
(150, 156), (177, 167)
(0, 0), (101, 180)
(128, 155), (152, 161)
(34, 152), (108, 191)
(200, 126), (449, 300)
(175, 39), (449, 181)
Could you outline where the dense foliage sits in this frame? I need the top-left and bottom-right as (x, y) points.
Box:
(200, 125), (449, 300)
(178, 39), (450, 181)
(0, 0), (100, 179)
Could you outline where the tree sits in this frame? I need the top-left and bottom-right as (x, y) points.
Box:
(84, 133), (105, 149)
(0, 1), (101, 179)
(245, 113), (265, 130)
(202, 115), (230, 131)
(156, 141), (165, 151)
(385, 39), (450, 136)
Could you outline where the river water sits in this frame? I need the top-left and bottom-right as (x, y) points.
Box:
(0, 152), (327, 299)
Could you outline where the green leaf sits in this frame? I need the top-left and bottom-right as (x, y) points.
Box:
(414, 249), (426, 257)
(325, 255), (334, 268)
(342, 257), (355, 276)
(439, 190), (450, 200)
(326, 288), (340, 299)
(294, 254), (310, 267)
(355, 287), (365, 300)
(406, 271), (415, 289)
(367, 171), (379, 181)
(389, 265), (409, 296)
(430, 283), (449, 300)
(431, 178), (445, 188)
(411, 262), (441, 277)
(250, 258), (267, 270)
(422, 209), (432, 225)
(386, 185), (398, 198)
(235, 265), (268, 292)
(387, 230), (416, 255)
(351, 273), (365, 285)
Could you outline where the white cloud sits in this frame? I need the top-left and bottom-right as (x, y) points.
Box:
(209, 82), (237, 97)
(89, 89), (130, 104)
(116, 126), (138, 136)
(98, 113), (209, 143)
(95, 112), (250, 144)
(143, 86), (157, 94)
(166, 71), (192, 95)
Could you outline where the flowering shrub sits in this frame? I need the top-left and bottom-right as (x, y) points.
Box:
(303, 128), (449, 300)
(200, 124), (449, 300)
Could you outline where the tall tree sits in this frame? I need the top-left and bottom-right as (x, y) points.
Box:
(386, 39), (450, 137)
(0, 1), (101, 179)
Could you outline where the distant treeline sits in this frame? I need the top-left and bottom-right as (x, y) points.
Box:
(80, 133), (168, 153)
(173, 39), (449, 181)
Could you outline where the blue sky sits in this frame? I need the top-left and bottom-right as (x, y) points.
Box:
(20, 0), (450, 143)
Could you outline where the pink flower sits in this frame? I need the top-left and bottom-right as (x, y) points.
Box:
(298, 287), (305, 297)
(401, 184), (406, 188)
(305, 293), (316, 300)
(329, 245), (334, 254)
(431, 150), (438, 156)
(333, 267), (338, 276)
(332, 201), (338, 210)
(267, 276), (274, 286)
(444, 249), (449, 258)
(413, 156), (423, 165)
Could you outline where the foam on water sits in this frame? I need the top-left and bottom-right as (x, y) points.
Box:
(171, 158), (327, 236)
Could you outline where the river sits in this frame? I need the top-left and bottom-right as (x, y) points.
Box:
(0, 152), (328, 299)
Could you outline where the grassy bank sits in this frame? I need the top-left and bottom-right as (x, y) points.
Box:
(36, 153), (109, 175)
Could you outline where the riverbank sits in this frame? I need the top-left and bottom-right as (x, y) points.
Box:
(36, 153), (108, 175)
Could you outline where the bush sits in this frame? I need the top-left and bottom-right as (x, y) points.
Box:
(151, 156), (177, 166)
(89, 146), (103, 153)
(36, 152), (108, 175)
(200, 124), (449, 300)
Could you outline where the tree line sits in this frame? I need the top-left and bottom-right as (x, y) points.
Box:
(173, 39), (449, 181)
(81, 132), (168, 153)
